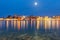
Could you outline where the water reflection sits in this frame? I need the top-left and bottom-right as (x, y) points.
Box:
(36, 21), (40, 30)
(17, 21), (21, 30)
(14, 20), (17, 29)
(0, 21), (2, 29)
(0, 20), (60, 32)
(6, 20), (9, 29)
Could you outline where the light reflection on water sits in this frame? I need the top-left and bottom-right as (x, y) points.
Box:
(0, 20), (60, 33)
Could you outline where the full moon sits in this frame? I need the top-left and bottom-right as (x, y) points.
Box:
(34, 2), (38, 6)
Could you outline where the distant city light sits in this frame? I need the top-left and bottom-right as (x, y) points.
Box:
(0, 15), (60, 30)
(23, 16), (26, 18)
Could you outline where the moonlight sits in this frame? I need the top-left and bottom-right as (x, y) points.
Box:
(34, 2), (38, 6)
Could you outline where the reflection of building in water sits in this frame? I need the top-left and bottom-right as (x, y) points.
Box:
(31, 20), (32, 28)
(6, 20), (12, 30)
(6, 20), (9, 29)
(11, 20), (14, 28)
(17, 21), (21, 30)
(23, 21), (25, 28)
(56, 19), (59, 29)
(36, 17), (40, 30)
(43, 16), (49, 29)
(51, 18), (56, 29)
(47, 18), (51, 29)
(36, 21), (40, 30)
(25, 21), (28, 29)
(55, 16), (60, 29)
(0, 21), (2, 28)
(13, 20), (17, 29)
(21, 21), (25, 29)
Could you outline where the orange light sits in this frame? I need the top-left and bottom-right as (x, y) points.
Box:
(17, 21), (21, 30)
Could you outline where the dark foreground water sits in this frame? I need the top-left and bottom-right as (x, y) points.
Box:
(0, 31), (60, 40)
(0, 20), (60, 40)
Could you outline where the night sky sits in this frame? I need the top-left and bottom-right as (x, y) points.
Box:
(0, 0), (60, 17)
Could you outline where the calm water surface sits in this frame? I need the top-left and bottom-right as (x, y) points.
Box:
(0, 20), (60, 34)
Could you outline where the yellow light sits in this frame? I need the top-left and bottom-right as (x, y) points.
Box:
(17, 21), (21, 30)
(36, 17), (40, 30)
